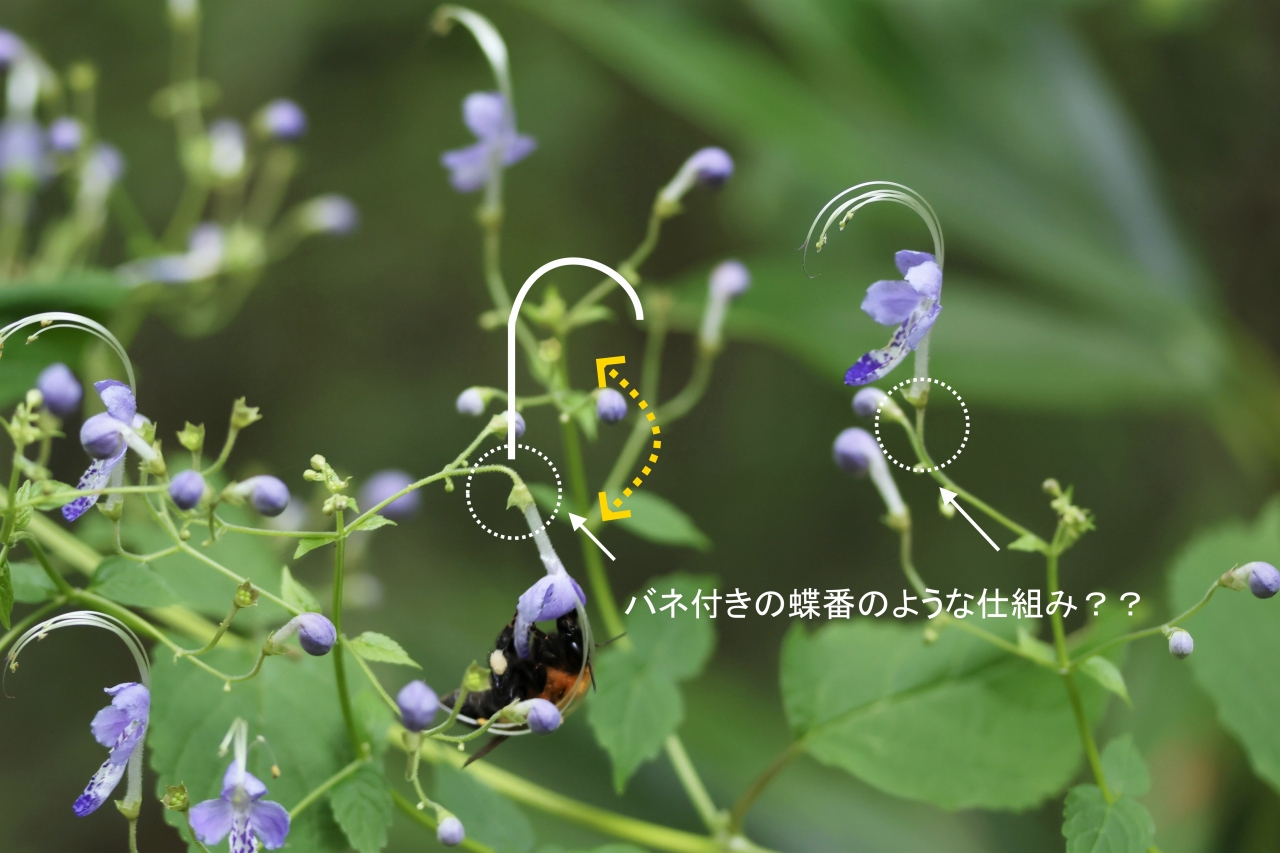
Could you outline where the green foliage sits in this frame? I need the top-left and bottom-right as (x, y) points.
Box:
(353, 689), (395, 759)
(351, 514), (396, 533)
(1061, 785), (1154, 853)
(539, 846), (647, 853)
(529, 483), (710, 551)
(588, 573), (717, 791)
(148, 649), (350, 852)
(435, 762), (536, 853)
(1078, 657), (1130, 707)
(0, 553), (11, 629)
(9, 560), (55, 603)
(347, 631), (420, 668)
(294, 536), (333, 559)
(1169, 497), (1280, 793)
(329, 764), (394, 853)
(89, 557), (177, 608)
(1100, 736), (1150, 798)
(781, 620), (1110, 810)
(281, 565), (321, 612)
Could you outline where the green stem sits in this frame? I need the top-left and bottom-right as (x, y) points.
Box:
(342, 636), (400, 713)
(289, 758), (366, 819)
(201, 426), (240, 476)
(1072, 578), (1224, 667)
(26, 538), (76, 598)
(664, 735), (723, 832)
(331, 508), (362, 755)
(391, 788), (495, 853)
(728, 742), (801, 834)
(175, 602), (241, 658)
(0, 597), (66, 657)
(565, 202), (665, 323)
(559, 415), (624, 640)
(177, 543), (296, 613)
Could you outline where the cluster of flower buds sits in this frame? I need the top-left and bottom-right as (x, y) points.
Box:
(838, 391), (909, 528)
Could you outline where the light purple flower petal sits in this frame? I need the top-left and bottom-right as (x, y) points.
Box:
(94, 379), (136, 423)
(248, 799), (291, 849)
(89, 705), (131, 748)
(514, 573), (585, 659)
(463, 92), (507, 139)
(104, 682), (150, 721)
(503, 133), (536, 166)
(230, 812), (256, 853)
(904, 260), (942, 300)
(844, 322), (914, 386)
(894, 250), (935, 277)
(63, 446), (126, 521)
(73, 718), (145, 816)
(222, 763), (268, 801)
(441, 142), (491, 193)
(861, 280), (923, 326)
(904, 301), (941, 350)
(189, 797), (235, 844)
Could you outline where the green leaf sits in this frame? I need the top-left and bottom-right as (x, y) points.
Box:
(280, 565), (321, 613)
(347, 631), (420, 668)
(89, 557), (176, 608)
(1168, 496), (1280, 793)
(1061, 784), (1154, 853)
(350, 514), (396, 533)
(148, 649), (350, 852)
(781, 620), (1111, 810)
(1008, 533), (1047, 552)
(1078, 657), (1131, 707)
(588, 573), (717, 791)
(1016, 626), (1057, 666)
(294, 536), (333, 559)
(614, 491), (711, 551)
(353, 688), (395, 759)
(1101, 735), (1150, 798)
(538, 846), (647, 853)
(329, 764), (394, 853)
(435, 762), (536, 853)
(25, 480), (77, 510)
(0, 553), (12, 630)
(10, 560), (56, 603)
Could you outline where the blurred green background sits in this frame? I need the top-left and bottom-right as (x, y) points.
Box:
(2, 0), (1279, 850)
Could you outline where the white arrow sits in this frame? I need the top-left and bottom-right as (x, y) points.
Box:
(568, 513), (615, 561)
(939, 488), (1000, 551)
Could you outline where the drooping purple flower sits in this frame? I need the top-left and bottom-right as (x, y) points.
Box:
(397, 680), (439, 732)
(437, 816), (466, 847)
(359, 470), (420, 519)
(48, 117), (83, 154)
(596, 388), (627, 424)
(37, 362), (82, 417)
(74, 683), (150, 816)
(523, 698), (561, 734)
(169, 469), (206, 510)
(844, 251), (943, 386)
(298, 194), (358, 235)
(64, 381), (154, 522)
(257, 99), (307, 140)
(189, 754), (290, 852)
(513, 570), (585, 659)
(440, 92), (536, 193)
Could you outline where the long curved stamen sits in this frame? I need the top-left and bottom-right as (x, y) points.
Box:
(6, 611), (151, 687)
(0, 312), (137, 394)
(801, 182), (944, 275)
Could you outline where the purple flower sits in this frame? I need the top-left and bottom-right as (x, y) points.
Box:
(709, 259), (750, 299)
(48, 117), (83, 154)
(845, 251), (943, 386)
(243, 475), (290, 516)
(64, 381), (154, 522)
(119, 223), (224, 285)
(440, 92), (535, 193)
(0, 118), (48, 180)
(37, 362), (82, 417)
(833, 428), (878, 477)
(74, 683), (150, 816)
(189, 759), (290, 853)
(456, 387), (486, 416)
(169, 469), (206, 510)
(257, 99), (307, 140)
(1245, 561), (1280, 599)
(397, 680), (439, 732)
(502, 411), (526, 439)
(298, 194), (358, 235)
(513, 570), (585, 659)
(1168, 629), (1193, 659)
(852, 387), (888, 419)
(658, 147), (735, 212)
(437, 816), (466, 847)
(359, 470), (420, 519)
(0, 30), (23, 68)
(596, 388), (627, 424)
(523, 698), (561, 734)
(295, 613), (336, 655)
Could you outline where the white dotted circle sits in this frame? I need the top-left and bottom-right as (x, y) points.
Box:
(872, 378), (969, 472)
(466, 443), (562, 539)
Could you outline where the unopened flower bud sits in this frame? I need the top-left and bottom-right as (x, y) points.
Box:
(168, 469), (206, 510)
(596, 388), (627, 424)
(37, 362), (82, 417)
(1168, 628), (1193, 659)
(656, 147), (734, 215)
(245, 476), (290, 516)
(80, 413), (123, 459)
(853, 387), (906, 423)
(832, 428), (906, 525)
(207, 119), (245, 180)
(298, 194), (358, 235)
(1042, 478), (1062, 497)
(359, 470), (420, 519)
(48, 117), (83, 154)
(455, 387), (486, 416)
(267, 612), (336, 656)
(256, 98), (307, 140)
(1248, 562), (1280, 599)
(505, 412), (526, 439)
(709, 259), (750, 300)
(0, 30), (22, 69)
(437, 815), (465, 847)
(396, 680), (439, 732)
(522, 698), (561, 734)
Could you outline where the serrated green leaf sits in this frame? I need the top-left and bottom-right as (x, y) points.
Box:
(11, 481), (32, 532)
(148, 649), (350, 852)
(588, 573), (717, 791)
(10, 560), (56, 603)
(350, 514), (396, 533)
(329, 764), (393, 853)
(1008, 533), (1046, 552)
(0, 553), (12, 630)
(347, 631), (420, 668)
(1168, 496), (1280, 793)
(1062, 784), (1154, 853)
(781, 620), (1110, 810)
(1101, 735), (1150, 797)
(614, 492), (710, 551)
(294, 536), (333, 559)
(353, 688), (395, 758)
(89, 557), (176, 608)
(280, 565), (321, 613)
(1078, 657), (1130, 706)
(26, 480), (77, 510)
(436, 762), (535, 852)
(1016, 627), (1057, 666)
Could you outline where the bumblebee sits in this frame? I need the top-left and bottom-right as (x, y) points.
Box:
(443, 606), (593, 754)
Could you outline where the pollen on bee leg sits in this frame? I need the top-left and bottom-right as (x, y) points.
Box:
(489, 649), (508, 676)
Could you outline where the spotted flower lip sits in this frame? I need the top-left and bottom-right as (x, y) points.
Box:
(74, 682), (150, 817)
(844, 250), (943, 386)
(440, 91), (535, 193)
(64, 380), (155, 522)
